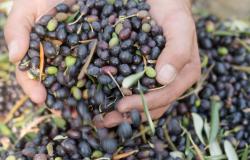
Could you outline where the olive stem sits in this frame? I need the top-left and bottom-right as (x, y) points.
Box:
(107, 72), (125, 97)
(78, 39), (97, 80)
(113, 14), (137, 27)
(3, 95), (29, 124)
(163, 124), (178, 151)
(79, 39), (96, 44)
(113, 150), (139, 160)
(39, 42), (45, 82)
(68, 12), (84, 25)
(148, 85), (167, 92)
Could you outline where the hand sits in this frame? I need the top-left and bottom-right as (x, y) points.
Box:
(94, 0), (201, 128)
(4, 0), (74, 104)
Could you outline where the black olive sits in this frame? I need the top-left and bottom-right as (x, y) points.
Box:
(43, 76), (56, 88)
(101, 138), (118, 154)
(97, 74), (112, 85)
(78, 141), (92, 157)
(43, 41), (56, 58)
(119, 51), (133, 63)
(117, 122), (133, 140)
(130, 109), (141, 127)
(119, 64), (132, 76)
(56, 3), (69, 12)
(61, 139), (77, 153)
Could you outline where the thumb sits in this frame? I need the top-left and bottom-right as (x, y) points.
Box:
(156, 12), (195, 85)
(4, 1), (35, 63)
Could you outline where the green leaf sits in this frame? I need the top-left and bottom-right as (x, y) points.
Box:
(52, 116), (66, 130)
(209, 97), (222, 143)
(241, 145), (249, 160)
(138, 82), (155, 135)
(66, 11), (79, 23)
(204, 121), (223, 158)
(0, 123), (12, 137)
(122, 71), (145, 88)
(224, 140), (239, 160)
(192, 113), (205, 145)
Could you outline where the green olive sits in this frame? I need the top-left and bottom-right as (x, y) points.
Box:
(145, 66), (156, 78)
(65, 56), (77, 67)
(47, 18), (58, 32)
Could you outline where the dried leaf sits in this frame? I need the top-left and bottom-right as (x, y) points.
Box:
(4, 95), (28, 124)
(39, 42), (44, 81)
(19, 115), (50, 139)
(138, 82), (155, 135)
(192, 113), (205, 145)
(78, 39), (97, 80)
(47, 142), (54, 157)
(113, 150), (138, 160)
(170, 151), (185, 159)
(53, 135), (68, 141)
(122, 71), (145, 89)
(224, 140), (239, 160)
(209, 96), (222, 143)
(180, 124), (205, 160)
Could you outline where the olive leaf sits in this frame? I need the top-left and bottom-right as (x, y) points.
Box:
(53, 135), (68, 141)
(122, 71), (145, 89)
(224, 140), (239, 160)
(209, 96), (222, 143)
(66, 11), (79, 23)
(138, 82), (155, 135)
(170, 151), (185, 160)
(191, 113), (205, 145)
(52, 116), (66, 130)
(241, 145), (249, 160)
(204, 121), (223, 158)
(0, 123), (12, 137)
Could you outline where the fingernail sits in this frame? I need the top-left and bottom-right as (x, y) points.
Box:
(157, 64), (177, 85)
(8, 41), (19, 62)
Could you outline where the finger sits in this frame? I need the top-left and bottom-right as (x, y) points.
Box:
(155, 12), (196, 85)
(94, 111), (131, 128)
(117, 58), (201, 113)
(94, 105), (170, 128)
(140, 105), (170, 122)
(4, 1), (36, 63)
(16, 69), (47, 104)
(5, 0), (75, 63)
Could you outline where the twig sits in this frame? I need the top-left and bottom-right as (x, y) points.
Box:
(78, 39), (97, 80)
(39, 42), (44, 82)
(107, 72), (125, 97)
(113, 150), (139, 160)
(4, 95), (29, 124)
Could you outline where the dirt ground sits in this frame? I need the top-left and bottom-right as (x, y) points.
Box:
(193, 0), (250, 20)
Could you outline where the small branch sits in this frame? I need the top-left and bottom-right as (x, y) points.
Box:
(78, 39), (97, 80)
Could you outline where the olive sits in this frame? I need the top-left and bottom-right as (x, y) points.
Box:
(117, 122), (133, 140)
(67, 34), (79, 46)
(110, 57), (120, 66)
(119, 64), (132, 76)
(119, 28), (132, 40)
(110, 46), (121, 56)
(137, 32), (148, 45)
(56, 3), (69, 12)
(38, 15), (52, 26)
(56, 28), (67, 41)
(97, 49), (110, 61)
(119, 51), (133, 63)
(43, 76), (56, 88)
(66, 97), (77, 107)
(97, 74), (112, 85)
(130, 109), (141, 127)
(34, 24), (46, 36)
(78, 141), (92, 157)
(52, 100), (64, 110)
(61, 139), (77, 153)
(43, 41), (56, 58)
(94, 90), (105, 106)
(30, 40), (40, 50)
(21, 147), (36, 158)
(101, 138), (118, 154)
(28, 49), (39, 58)
(102, 5), (114, 16)
(54, 87), (69, 99)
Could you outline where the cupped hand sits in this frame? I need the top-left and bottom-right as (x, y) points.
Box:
(4, 0), (74, 104)
(95, 0), (201, 128)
